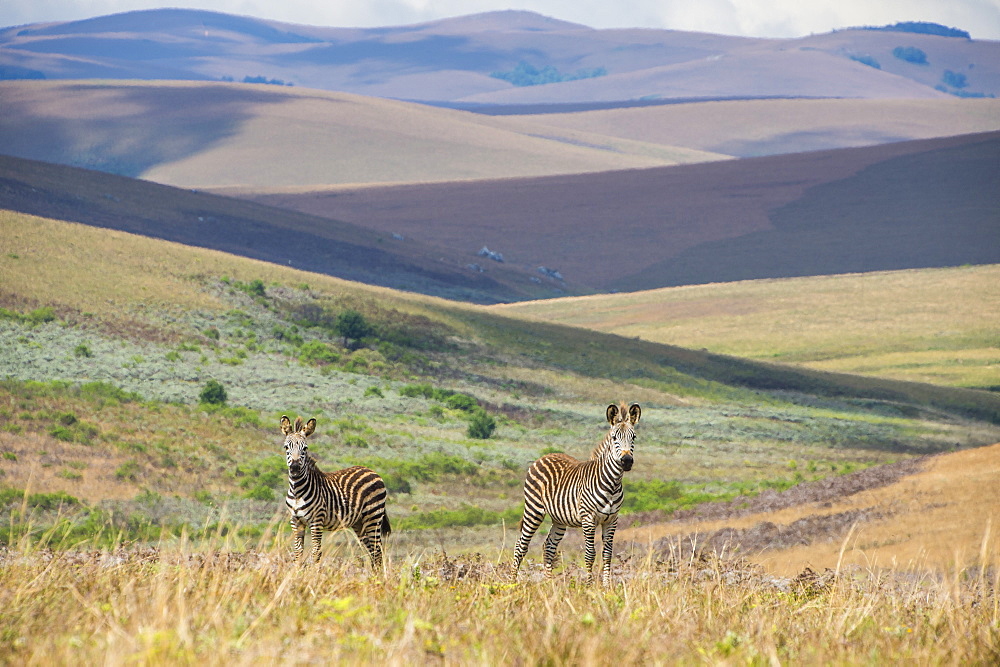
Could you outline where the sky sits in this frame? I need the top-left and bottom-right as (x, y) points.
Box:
(2, 0), (1000, 41)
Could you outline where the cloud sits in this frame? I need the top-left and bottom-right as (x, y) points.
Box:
(2, 0), (999, 39)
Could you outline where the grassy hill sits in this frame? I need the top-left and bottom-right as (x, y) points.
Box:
(245, 131), (1000, 293)
(1, 209), (997, 662)
(496, 266), (1000, 391)
(513, 97), (1000, 158)
(3, 10), (998, 103)
(3, 208), (999, 545)
(0, 80), (722, 189)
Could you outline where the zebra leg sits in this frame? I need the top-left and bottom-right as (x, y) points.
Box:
(601, 515), (618, 586)
(542, 524), (567, 577)
(291, 519), (306, 563)
(582, 515), (598, 584)
(511, 508), (545, 578)
(356, 518), (384, 572)
(309, 522), (324, 563)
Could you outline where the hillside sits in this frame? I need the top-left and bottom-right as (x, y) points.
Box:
(513, 97), (1000, 158)
(241, 131), (1000, 293)
(2, 9), (998, 104)
(621, 442), (1000, 576)
(0, 80), (724, 189)
(493, 265), (1000, 390)
(0, 153), (575, 303)
(2, 207), (998, 663)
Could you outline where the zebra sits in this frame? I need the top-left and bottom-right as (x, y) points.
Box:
(511, 402), (641, 585)
(280, 415), (391, 570)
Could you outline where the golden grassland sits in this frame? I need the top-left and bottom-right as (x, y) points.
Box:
(623, 442), (1000, 577)
(0, 527), (997, 664)
(494, 265), (1000, 389)
(0, 210), (475, 329)
(1, 80), (721, 190)
(521, 97), (1000, 156)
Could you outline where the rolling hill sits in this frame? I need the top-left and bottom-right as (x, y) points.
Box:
(2, 9), (998, 105)
(0, 80), (724, 189)
(239, 131), (1000, 293)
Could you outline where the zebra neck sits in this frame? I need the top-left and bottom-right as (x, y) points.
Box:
(287, 462), (321, 495)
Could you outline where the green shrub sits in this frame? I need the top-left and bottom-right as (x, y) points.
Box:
(114, 461), (141, 482)
(244, 485), (275, 501)
(467, 410), (496, 439)
(445, 393), (478, 412)
(363, 386), (384, 398)
(892, 46), (928, 64)
(335, 310), (372, 350)
(27, 307), (56, 324)
(199, 380), (227, 405)
(382, 472), (412, 494)
(25, 490), (80, 511)
(298, 340), (340, 366)
(73, 344), (93, 358)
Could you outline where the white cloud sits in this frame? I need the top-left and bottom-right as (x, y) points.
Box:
(2, 0), (999, 39)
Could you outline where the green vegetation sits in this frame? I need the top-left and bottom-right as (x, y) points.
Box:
(490, 61), (607, 87)
(198, 379), (228, 405)
(892, 46), (928, 65)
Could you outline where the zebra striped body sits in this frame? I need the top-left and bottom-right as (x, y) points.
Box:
(281, 415), (391, 569)
(511, 402), (641, 585)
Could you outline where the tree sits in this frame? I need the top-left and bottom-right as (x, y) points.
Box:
(467, 409), (496, 439)
(199, 379), (227, 405)
(335, 310), (372, 350)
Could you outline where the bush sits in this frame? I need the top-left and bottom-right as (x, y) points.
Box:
(942, 70), (968, 89)
(445, 393), (479, 412)
(298, 340), (340, 366)
(336, 310), (372, 350)
(467, 410), (496, 440)
(892, 46), (928, 65)
(244, 485), (275, 501)
(199, 380), (227, 405)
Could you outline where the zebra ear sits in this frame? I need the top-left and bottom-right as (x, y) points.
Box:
(280, 415), (293, 435)
(628, 403), (641, 424)
(606, 403), (619, 424)
(302, 418), (317, 437)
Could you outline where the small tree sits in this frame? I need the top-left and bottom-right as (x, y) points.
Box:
(467, 409), (496, 439)
(335, 309), (372, 350)
(199, 379), (227, 405)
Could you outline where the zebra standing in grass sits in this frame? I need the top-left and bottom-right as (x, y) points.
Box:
(511, 402), (641, 585)
(281, 415), (391, 569)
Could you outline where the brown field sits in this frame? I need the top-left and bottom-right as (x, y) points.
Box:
(247, 131), (1000, 293)
(518, 97), (1000, 157)
(493, 265), (1000, 389)
(0, 80), (722, 189)
(622, 442), (1000, 577)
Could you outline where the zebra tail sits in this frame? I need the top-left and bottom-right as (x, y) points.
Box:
(380, 513), (392, 538)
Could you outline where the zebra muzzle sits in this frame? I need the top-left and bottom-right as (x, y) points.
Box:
(621, 453), (634, 471)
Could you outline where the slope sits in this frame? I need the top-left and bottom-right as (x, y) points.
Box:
(242, 131), (1000, 293)
(513, 97), (1000, 158)
(622, 442), (1000, 576)
(0, 80), (723, 189)
(3, 10), (999, 104)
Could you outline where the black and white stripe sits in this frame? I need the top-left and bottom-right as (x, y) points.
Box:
(281, 415), (391, 569)
(511, 402), (641, 585)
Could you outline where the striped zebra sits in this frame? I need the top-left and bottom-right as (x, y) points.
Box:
(511, 402), (641, 585)
(280, 415), (391, 569)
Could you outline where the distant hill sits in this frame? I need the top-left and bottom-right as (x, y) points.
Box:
(0, 80), (724, 188)
(0, 153), (562, 303)
(2, 9), (998, 105)
(240, 131), (1000, 293)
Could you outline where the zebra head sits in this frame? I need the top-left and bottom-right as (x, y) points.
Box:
(605, 402), (641, 471)
(280, 415), (317, 478)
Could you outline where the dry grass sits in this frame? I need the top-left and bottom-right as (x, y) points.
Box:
(0, 536), (996, 664)
(495, 265), (1000, 388)
(623, 443), (1000, 578)
(521, 98), (1000, 156)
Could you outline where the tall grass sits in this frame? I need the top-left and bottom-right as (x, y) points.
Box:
(0, 524), (996, 664)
